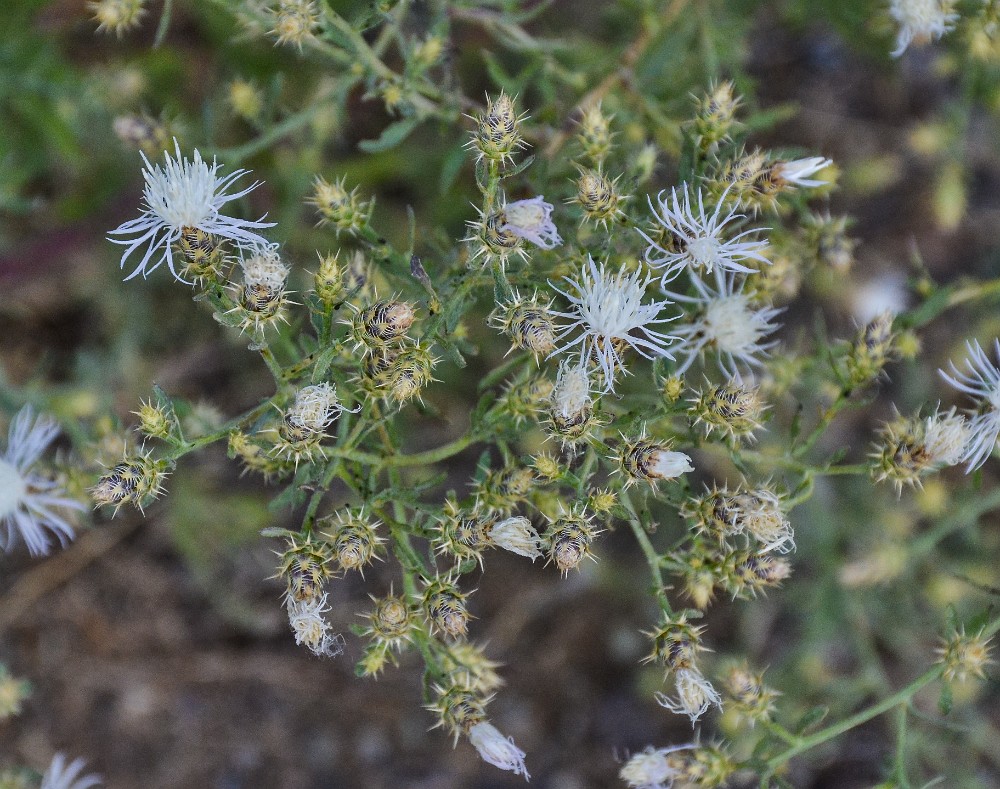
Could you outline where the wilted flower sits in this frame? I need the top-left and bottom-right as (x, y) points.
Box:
(488, 516), (543, 560)
(770, 157), (833, 188)
(468, 721), (530, 779)
(619, 744), (692, 789)
(501, 196), (562, 249)
(286, 594), (344, 658)
(890, 0), (958, 56)
(0, 406), (84, 557)
(939, 339), (1000, 471)
(108, 140), (273, 282)
(655, 667), (723, 725)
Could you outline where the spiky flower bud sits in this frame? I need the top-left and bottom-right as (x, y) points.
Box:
(690, 380), (766, 441)
(349, 300), (416, 351)
(474, 466), (535, 512)
(313, 253), (345, 304)
(90, 0), (146, 36)
(469, 92), (524, 164)
(694, 80), (742, 152)
(435, 504), (492, 566)
(228, 430), (278, 477)
(499, 376), (553, 424)
(176, 227), (226, 283)
(276, 536), (333, 602)
(422, 575), (471, 638)
(724, 551), (791, 597)
(571, 167), (625, 227)
(545, 507), (600, 576)
(576, 102), (613, 164)
(669, 742), (736, 787)
(466, 209), (524, 267)
(309, 176), (372, 235)
(871, 407), (969, 493)
(319, 510), (384, 574)
(133, 399), (174, 441)
(441, 642), (504, 696)
(236, 246), (291, 333)
(91, 452), (168, 514)
(274, 383), (350, 465)
(722, 664), (779, 726)
(642, 614), (708, 671)
(363, 592), (417, 652)
(937, 627), (995, 682)
(662, 375), (685, 404)
(531, 452), (562, 481)
(489, 294), (557, 358)
(228, 79), (263, 121)
(113, 114), (168, 156)
(803, 212), (857, 271)
(618, 434), (694, 488)
(385, 343), (437, 405)
(587, 488), (617, 515)
(269, 0), (319, 50)
(846, 311), (897, 385)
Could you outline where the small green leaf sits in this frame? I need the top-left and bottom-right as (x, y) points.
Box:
(358, 116), (421, 153)
(793, 705), (829, 734)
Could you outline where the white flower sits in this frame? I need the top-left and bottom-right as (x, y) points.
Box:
(646, 449), (694, 480)
(489, 516), (543, 561)
(641, 184), (770, 285)
(890, 0), (958, 57)
(665, 274), (782, 377)
(923, 406), (970, 467)
(286, 594), (344, 658)
(772, 157), (832, 188)
(501, 196), (562, 250)
(108, 139), (274, 282)
(41, 754), (102, 789)
(732, 490), (794, 554)
(467, 721), (530, 779)
(939, 339), (1000, 471)
(286, 383), (352, 436)
(550, 256), (677, 392)
(655, 667), (723, 725)
(619, 745), (692, 789)
(1, 406), (84, 557)
(241, 244), (289, 291)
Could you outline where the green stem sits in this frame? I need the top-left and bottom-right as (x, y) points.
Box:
(621, 489), (672, 612)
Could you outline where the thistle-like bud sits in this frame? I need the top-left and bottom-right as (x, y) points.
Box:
(319, 510), (384, 574)
(90, 0), (146, 36)
(803, 212), (857, 271)
(642, 614), (708, 672)
(690, 380), (766, 441)
(0, 665), (30, 721)
(473, 466), (535, 512)
(176, 227), (226, 283)
(362, 592), (417, 652)
(313, 252), (345, 304)
(668, 743), (736, 787)
(228, 430), (280, 478)
(871, 408), (970, 493)
(133, 398), (174, 441)
(936, 627), (995, 683)
(236, 246), (291, 333)
(694, 80), (742, 152)
(717, 148), (832, 212)
(113, 114), (168, 156)
(662, 376), (685, 404)
(309, 176), (372, 235)
(618, 434), (694, 488)
(846, 311), (897, 385)
(489, 294), (556, 359)
(544, 507), (601, 576)
(421, 575), (472, 638)
(724, 551), (791, 597)
(431, 685), (487, 742)
(576, 102), (613, 164)
(531, 452), (562, 481)
(498, 376), (554, 424)
(673, 545), (719, 610)
(548, 361), (598, 444)
(273, 383), (348, 465)
(722, 664), (779, 726)
(348, 300), (416, 352)
(587, 488), (617, 515)
(91, 452), (169, 514)
(466, 209), (524, 267)
(384, 343), (437, 405)
(730, 489), (794, 553)
(269, 0), (319, 50)
(571, 167), (625, 227)
(440, 642), (504, 696)
(276, 535), (333, 603)
(469, 92), (524, 164)
(434, 501), (494, 566)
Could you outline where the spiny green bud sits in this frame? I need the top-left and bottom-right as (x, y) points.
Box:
(803, 212), (856, 271)
(690, 380), (766, 441)
(544, 507), (601, 576)
(357, 640), (393, 678)
(175, 227), (226, 283)
(571, 167), (625, 227)
(489, 294), (556, 358)
(228, 430), (280, 477)
(694, 80), (742, 151)
(440, 642), (504, 696)
(473, 466), (535, 512)
(385, 343), (437, 404)
(133, 398), (174, 441)
(642, 614), (707, 671)
(469, 92), (524, 164)
(319, 510), (384, 574)
(846, 311), (897, 385)
(499, 376), (554, 424)
(671, 743), (736, 788)
(466, 209), (524, 267)
(348, 300), (416, 352)
(549, 361), (599, 445)
(576, 102), (613, 164)
(309, 176), (372, 235)
(434, 500), (494, 566)
(313, 252), (345, 304)
(531, 452), (562, 481)
(276, 536), (333, 602)
(618, 434), (694, 488)
(91, 0), (146, 37)
(269, 0), (319, 50)
(430, 685), (487, 740)
(722, 663), (779, 726)
(936, 627), (995, 683)
(91, 452), (168, 514)
(362, 592), (417, 652)
(723, 551), (791, 598)
(662, 376), (685, 404)
(587, 488), (617, 515)
(421, 575), (472, 638)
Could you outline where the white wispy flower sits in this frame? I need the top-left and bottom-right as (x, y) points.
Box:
(923, 406), (970, 467)
(550, 256), (677, 392)
(286, 594), (344, 658)
(939, 339), (1000, 471)
(489, 516), (543, 561)
(467, 721), (530, 779)
(241, 244), (289, 291)
(1, 406), (84, 557)
(665, 274), (782, 377)
(890, 0), (958, 57)
(655, 667), (723, 725)
(108, 139), (274, 282)
(640, 184), (770, 286)
(619, 744), (693, 789)
(772, 157), (832, 188)
(41, 753), (102, 789)
(286, 383), (354, 436)
(501, 196), (562, 249)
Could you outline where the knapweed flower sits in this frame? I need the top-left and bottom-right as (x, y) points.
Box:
(501, 196), (562, 250)
(108, 139), (273, 282)
(41, 754), (102, 789)
(619, 745), (692, 789)
(548, 360), (598, 443)
(1, 406), (84, 557)
(488, 516), (543, 560)
(550, 256), (677, 391)
(665, 274), (782, 377)
(655, 667), (723, 725)
(617, 433), (693, 488)
(939, 339), (1000, 471)
(286, 594), (344, 658)
(641, 184), (770, 285)
(468, 721), (530, 779)
(922, 407), (970, 466)
(890, 0), (958, 56)
(770, 157), (833, 189)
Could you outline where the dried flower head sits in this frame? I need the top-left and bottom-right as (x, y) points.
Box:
(286, 594), (344, 658)
(655, 667), (723, 725)
(269, 0), (319, 50)
(936, 627), (995, 682)
(890, 0), (958, 56)
(617, 432), (694, 488)
(619, 744), (693, 789)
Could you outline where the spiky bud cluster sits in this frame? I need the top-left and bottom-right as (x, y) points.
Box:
(91, 452), (169, 514)
(361, 342), (437, 405)
(690, 380), (766, 441)
(643, 614), (708, 671)
(440, 642), (504, 696)
(571, 167), (625, 227)
(682, 485), (794, 553)
(421, 575), (471, 638)
(936, 627), (995, 682)
(431, 685), (487, 741)
(309, 176), (372, 235)
(544, 507), (600, 576)
(722, 663), (779, 726)
(498, 376), (553, 424)
(576, 103), (613, 164)
(846, 311), (897, 385)
(489, 295), (557, 359)
(665, 743), (736, 788)
(694, 80), (742, 152)
(723, 550), (792, 597)
(472, 466), (535, 513)
(617, 434), (694, 488)
(133, 398), (174, 441)
(716, 149), (831, 212)
(434, 500), (495, 566)
(466, 209), (525, 267)
(468, 92), (524, 164)
(269, 0), (319, 50)
(90, 0), (146, 36)
(274, 383), (349, 465)
(228, 430), (281, 478)
(319, 510), (384, 574)
(276, 536), (333, 602)
(871, 407), (969, 493)
(236, 246), (291, 333)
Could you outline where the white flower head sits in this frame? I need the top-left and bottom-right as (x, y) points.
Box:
(41, 753), (102, 789)
(467, 721), (530, 780)
(647, 449), (694, 480)
(732, 489), (794, 553)
(939, 339), (1000, 471)
(641, 184), (770, 285)
(501, 196), (562, 250)
(286, 593), (344, 658)
(1, 406), (84, 557)
(890, 0), (958, 57)
(619, 744), (693, 789)
(286, 383), (352, 436)
(655, 667), (723, 725)
(552, 359), (594, 423)
(923, 406), (970, 467)
(489, 516), (543, 561)
(666, 274), (782, 377)
(550, 256), (678, 392)
(108, 138), (274, 282)
(241, 244), (289, 291)
(772, 157), (832, 188)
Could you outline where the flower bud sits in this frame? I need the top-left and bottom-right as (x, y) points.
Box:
(544, 508), (600, 576)
(113, 114), (168, 156)
(618, 435), (694, 488)
(499, 376), (553, 424)
(576, 102), (613, 164)
(313, 252), (345, 304)
(91, 452), (168, 514)
(431, 685), (486, 740)
(549, 360), (597, 444)
(133, 398), (174, 441)
(90, 0), (146, 36)
(936, 627), (995, 683)
(228, 79), (263, 121)
(349, 300), (416, 351)
(722, 663), (779, 726)
(228, 430), (279, 477)
(531, 452), (562, 481)
(441, 642), (504, 696)
(620, 745), (692, 789)
(690, 380), (766, 441)
(871, 407), (969, 494)
(319, 510), (384, 574)
(237, 246), (291, 333)
(571, 167), (625, 227)
(694, 80), (742, 152)
(803, 212), (856, 271)
(587, 488), (617, 515)
(643, 615), (707, 671)
(0, 665), (30, 721)
(422, 575), (471, 638)
(269, 0), (319, 49)
(363, 592), (416, 652)
(176, 227), (226, 283)
(846, 311), (897, 385)
(469, 92), (524, 164)
(466, 209), (524, 267)
(385, 343), (437, 404)
(276, 536), (333, 602)
(725, 551), (791, 597)
(275, 384), (348, 465)
(489, 295), (556, 358)
(662, 375), (685, 404)
(309, 176), (372, 235)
